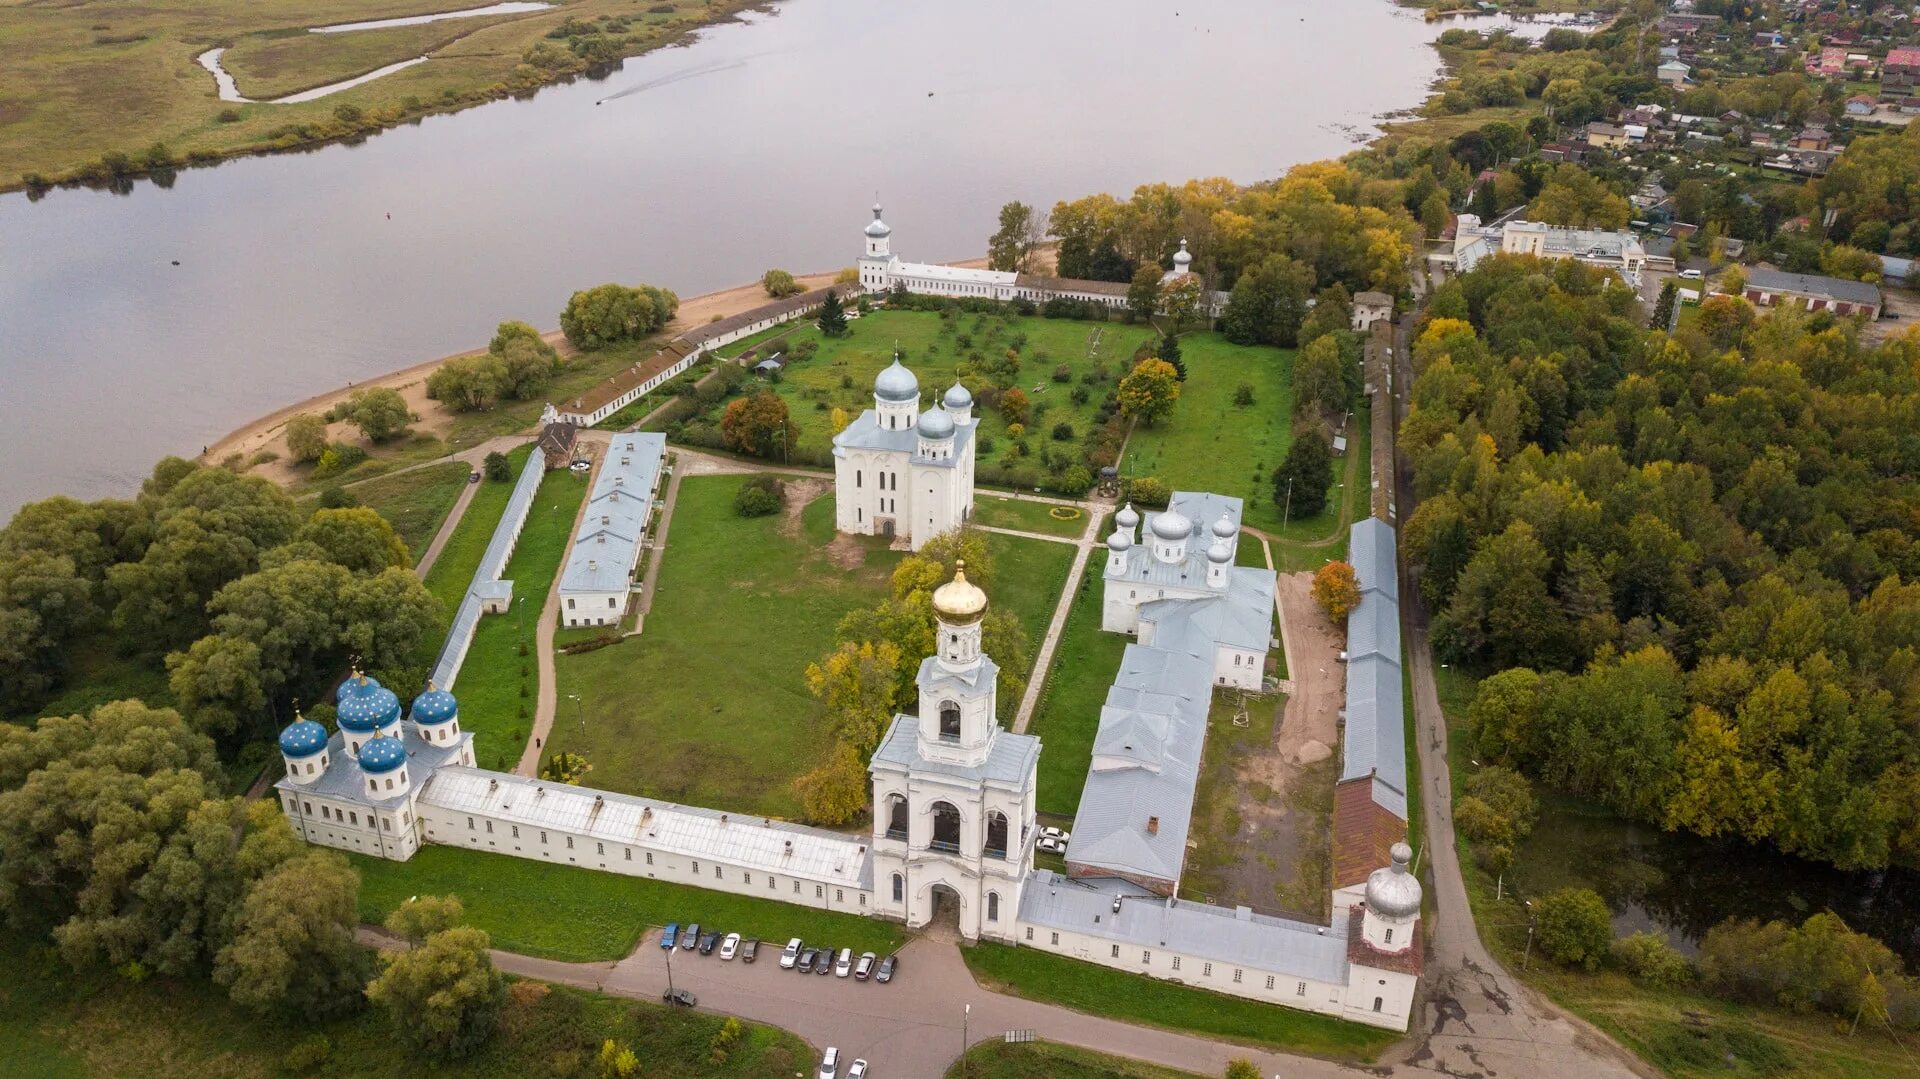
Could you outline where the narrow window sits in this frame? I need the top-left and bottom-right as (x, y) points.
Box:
(1025, 926), (1034, 941)
(1297, 982), (1306, 996)
(1111, 944), (1120, 958)
(714, 865), (722, 880)
(624, 848), (631, 861)
(1142, 950), (1151, 964)
(1373, 996), (1384, 1013)
(1172, 956), (1181, 970)
(565, 836), (573, 850)
(692, 860), (699, 874)
(1233, 969), (1244, 984)
(836, 889), (844, 902)
(1385, 928), (1393, 944)
(540, 831), (548, 845)
(512, 825), (520, 839)
(1203, 962), (1213, 977)
(815, 884), (824, 899)
(794, 881), (800, 894)
(987, 892), (999, 921)
(646, 852), (654, 865)
(485, 820), (493, 833)
(892, 874), (904, 902)
(1051, 932), (1060, 946)
(1266, 975), (1276, 990)
(596, 841), (604, 855)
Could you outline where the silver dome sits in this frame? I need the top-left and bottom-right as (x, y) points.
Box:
(1173, 239), (1193, 267)
(1115, 503), (1140, 530)
(1150, 508), (1192, 542)
(874, 358), (919, 402)
(865, 203), (892, 239)
(1365, 842), (1422, 919)
(943, 382), (973, 410)
(1207, 540), (1231, 564)
(1106, 528), (1133, 552)
(1211, 512), (1237, 539)
(918, 408), (955, 440)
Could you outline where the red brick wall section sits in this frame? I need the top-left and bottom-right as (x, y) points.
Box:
(1346, 907), (1423, 976)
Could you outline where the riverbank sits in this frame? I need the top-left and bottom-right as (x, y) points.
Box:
(5, 0), (765, 196)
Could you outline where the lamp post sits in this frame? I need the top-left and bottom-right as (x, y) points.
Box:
(665, 934), (676, 998)
(568, 693), (583, 732)
(1522, 900), (1536, 972)
(961, 1002), (970, 1076)
(1282, 476), (1294, 532)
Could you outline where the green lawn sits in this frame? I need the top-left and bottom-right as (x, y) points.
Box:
(974, 494), (1090, 538)
(552, 476), (902, 819)
(1026, 553), (1128, 820)
(452, 464), (589, 771)
(961, 942), (1399, 1062)
(983, 530), (1077, 660)
(699, 310), (1156, 462)
(352, 846), (904, 962)
(1125, 333), (1297, 533)
(345, 460), (471, 562)
(0, 928), (811, 1079)
(419, 444), (535, 615)
(946, 1040), (1202, 1078)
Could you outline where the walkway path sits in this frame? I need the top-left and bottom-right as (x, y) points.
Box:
(628, 453), (688, 636)
(514, 431), (607, 777)
(974, 523), (1078, 546)
(1010, 499), (1108, 734)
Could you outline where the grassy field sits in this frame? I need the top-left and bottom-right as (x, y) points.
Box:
(974, 494), (1090, 538)
(945, 1040), (1202, 1079)
(3, 0), (753, 191)
(961, 942), (1399, 1062)
(698, 310), (1157, 461)
(983, 530), (1077, 658)
(452, 463), (588, 770)
(417, 444), (533, 614)
(342, 459), (470, 561)
(0, 929), (812, 1079)
(352, 845), (905, 961)
(1125, 333), (1297, 533)
(551, 475), (901, 818)
(1026, 554), (1128, 820)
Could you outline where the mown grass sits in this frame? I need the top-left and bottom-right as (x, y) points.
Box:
(417, 444), (533, 614)
(1025, 552), (1128, 819)
(0, 927), (812, 1079)
(352, 845), (905, 961)
(344, 459), (471, 560)
(973, 494), (1089, 538)
(945, 1040), (1202, 1079)
(961, 942), (1400, 1061)
(983, 529), (1077, 661)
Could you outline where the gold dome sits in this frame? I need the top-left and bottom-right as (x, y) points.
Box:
(931, 560), (988, 623)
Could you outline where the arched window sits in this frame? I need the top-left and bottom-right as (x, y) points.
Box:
(1373, 996), (1384, 1012)
(939, 701), (961, 743)
(985, 811), (1009, 858)
(930, 802), (961, 853)
(987, 892), (1000, 922)
(892, 873), (904, 902)
(885, 794), (908, 840)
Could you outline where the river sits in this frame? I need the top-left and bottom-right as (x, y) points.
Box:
(0, 0), (1540, 515)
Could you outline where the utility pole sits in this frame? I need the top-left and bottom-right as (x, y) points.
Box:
(1522, 900), (1536, 971)
(1282, 477), (1294, 532)
(962, 1002), (971, 1076)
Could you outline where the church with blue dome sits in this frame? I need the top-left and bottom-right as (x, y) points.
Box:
(830, 351), (977, 550)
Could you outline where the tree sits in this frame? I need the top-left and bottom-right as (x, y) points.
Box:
(1820, 244), (1883, 283)
(733, 474), (785, 517)
(761, 269), (802, 298)
(490, 324), (560, 400)
(165, 632), (269, 737)
(793, 740), (869, 825)
(816, 288), (848, 337)
(1312, 561), (1361, 622)
(1471, 179), (1499, 221)
(1117, 359), (1181, 427)
(483, 451), (511, 482)
(1272, 430), (1332, 518)
(1160, 276), (1203, 327)
(1529, 166), (1631, 230)
(295, 508), (409, 574)
(337, 387), (410, 443)
(720, 392), (795, 458)
(286, 414), (328, 464)
(427, 352), (507, 413)
(539, 751), (593, 784)
(1157, 333), (1185, 380)
(987, 201), (1035, 272)
(998, 388), (1030, 426)
(383, 895), (465, 945)
(1694, 294), (1755, 350)
(365, 925), (507, 1059)
(806, 640), (903, 753)
(1220, 254), (1314, 347)
(1611, 931), (1692, 988)
(1224, 1062), (1261, 1079)
(1649, 279), (1678, 332)
(1533, 886), (1613, 971)
(1297, 285), (1353, 347)
(560, 284), (672, 351)
(1292, 334), (1351, 420)
(214, 851), (369, 1017)
(1127, 263), (1164, 322)
(598, 1039), (640, 1078)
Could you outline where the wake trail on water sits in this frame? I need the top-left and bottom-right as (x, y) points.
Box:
(596, 57), (754, 104)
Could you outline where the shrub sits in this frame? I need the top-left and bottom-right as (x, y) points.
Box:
(1051, 422), (1075, 441)
(1534, 887), (1612, 971)
(317, 486), (360, 509)
(1233, 382), (1255, 407)
(1052, 363), (1072, 383)
(311, 444), (368, 479)
(1612, 931), (1692, 988)
(484, 451), (512, 482)
(1124, 476), (1171, 508)
(216, 107), (243, 123)
(283, 1033), (333, 1073)
(734, 474), (785, 517)
(1069, 385), (1090, 405)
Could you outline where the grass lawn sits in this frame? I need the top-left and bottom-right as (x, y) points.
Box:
(983, 530), (1077, 661)
(451, 464), (589, 770)
(552, 476), (900, 819)
(344, 460), (470, 562)
(1124, 333), (1297, 533)
(0, 928), (812, 1079)
(974, 494), (1090, 538)
(1026, 554), (1128, 820)
(946, 1040), (1202, 1078)
(961, 942), (1399, 1062)
(696, 310), (1156, 462)
(352, 845), (904, 961)
(417, 444), (534, 614)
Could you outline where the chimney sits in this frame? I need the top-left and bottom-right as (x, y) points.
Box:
(1147, 816), (1160, 836)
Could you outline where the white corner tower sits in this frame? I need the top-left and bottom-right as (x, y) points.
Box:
(1344, 842), (1423, 1028)
(859, 202), (896, 292)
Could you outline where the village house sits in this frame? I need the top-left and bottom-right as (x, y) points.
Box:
(1886, 46), (1920, 90)
(1585, 122), (1631, 149)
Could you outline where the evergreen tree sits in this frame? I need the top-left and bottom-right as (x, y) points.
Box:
(1272, 430), (1333, 519)
(1472, 179), (1500, 221)
(1157, 333), (1186, 380)
(816, 288), (848, 338)
(1650, 279), (1679, 332)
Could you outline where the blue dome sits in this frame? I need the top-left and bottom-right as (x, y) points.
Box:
(338, 681), (401, 733)
(278, 719), (328, 759)
(359, 736), (407, 775)
(874, 358), (919, 403)
(336, 673), (382, 704)
(411, 688), (458, 726)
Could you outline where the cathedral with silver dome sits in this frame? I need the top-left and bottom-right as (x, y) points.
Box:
(830, 350), (977, 549)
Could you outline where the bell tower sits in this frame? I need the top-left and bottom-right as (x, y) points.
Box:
(918, 562), (998, 767)
(860, 202), (894, 292)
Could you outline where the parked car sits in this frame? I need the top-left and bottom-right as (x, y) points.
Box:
(798, 947), (820, 973)
(698, 931), (720, 955)
(834, 948), (854, 977)
(854, 951), (876, 980)
(662, 988), (697, 1007)
(780, 938), (803, 969)
(819, 1047), (840, 1079)
(660, 923), (679, 950)
(847, 1060), (868, 1079)
(467, 471), (481, 484)
(1040, 826), (1071, 844)
(816, 946), (833, 975)
(720, 932), (741, 960)
(680, 923), (700, 950)
(741, 938), (761, 963)
(875, 955), (897, 983)
(1036, 835), (1065, 854)
(1679, 268), (1704, 280)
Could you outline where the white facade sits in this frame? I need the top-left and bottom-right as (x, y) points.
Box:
(1437, 214), (1647, 288)
(558, 433), (666, 628)
(1351, 291), (1394, 331)
(831, 357), (976, 550)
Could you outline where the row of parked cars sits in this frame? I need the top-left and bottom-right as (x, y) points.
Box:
(659, 921), (761, 962)
(778, 937), (898, 982)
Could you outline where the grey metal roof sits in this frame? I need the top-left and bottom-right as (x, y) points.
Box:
(1349, 517), (1398, 601)
(832, 409), (974, 467)
(1341, 654), (1407, 819)
(1743, 268), (1883, 307)
(431, 450), (545, 689)
(274, 725), (470, 809)
(419, 766), (874, 889)
(1017, 870), (1352, 985)
(559, 433), (665, 596)
(1139, 566), (1276, 654)
(869, 713), (1039, 789)
(1345, 590), (1399, 663)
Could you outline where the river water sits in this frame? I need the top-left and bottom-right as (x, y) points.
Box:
(0, 0), (1525, 514)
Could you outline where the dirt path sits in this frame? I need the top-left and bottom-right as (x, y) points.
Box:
(515, 431), (607, 778)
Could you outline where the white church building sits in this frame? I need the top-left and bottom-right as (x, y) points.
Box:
(831, 355), (977, 550)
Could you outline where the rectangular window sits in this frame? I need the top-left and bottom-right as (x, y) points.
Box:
(467, 817), (474, 830)
(303, 801), (312, 815)
(383, 817), (392, 831)
(511, 825), (519, 839)
(486, 820), (493, 833)
(321, 805), (331, 820)
(1111, 944), (1120, 958)
(815, 885), (824, 899)
(540, 831), (548, 845)
(859, 894), (866, 907)
(1051, 932), (1060, 946)
(692, 860), (699, 874)
(1233, 969), (1244, 984)
(714, 865), (722, 880)
(836, 889), (844, 902)
(645, 852), (653, 865)
(349, 811), (357, 826)
(1171, 956), (1180, 970)
(743, 872), (751, 885)
(1025, 927), (1034, 941)
(1142, 950), (1151, 964)
(1297, 981), (1306, 996)
(1203, 962), (1213, 977)
(596, 842), (604, 855)
(794, 881), (800, 894)
(624, 848), (631, 861)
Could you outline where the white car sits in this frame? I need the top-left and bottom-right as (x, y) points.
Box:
(847, 1060), (869, 1079)
(720, 932), (741, 960)
(1036, 835), (1066, 854)
(1040, 826), (1070, 843)
(1679, 268), (1704, 280)
(834, 947), (853, 977)
(819, 1046), (840, 1079)
(780, 937), (803, 969)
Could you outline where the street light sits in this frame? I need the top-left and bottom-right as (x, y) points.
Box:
(961, 1002), (971, 1077)
(568, 693), (583, 732)
(1522, 900), (1537, 971)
